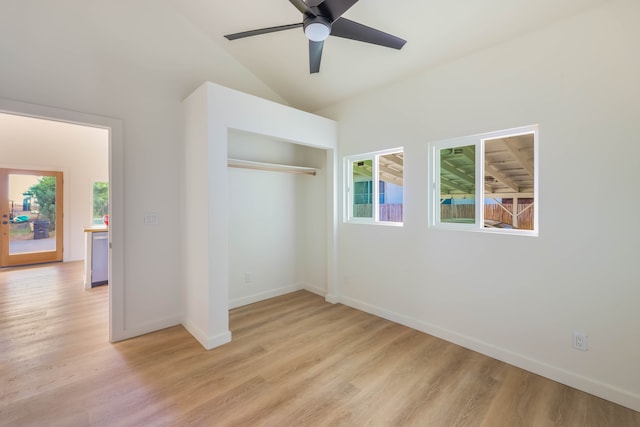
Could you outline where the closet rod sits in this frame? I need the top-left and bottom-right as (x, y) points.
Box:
(227, 158), (317, 176)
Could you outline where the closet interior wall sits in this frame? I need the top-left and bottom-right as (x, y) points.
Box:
(227, 129), (327, 308)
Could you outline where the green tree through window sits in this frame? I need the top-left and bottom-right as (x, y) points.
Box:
(93, 182), (109, 221)
(29, 176), (57, 230)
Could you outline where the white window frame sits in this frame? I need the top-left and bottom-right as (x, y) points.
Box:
(345, 147), (404, 226)
(429, 125), (538, 236)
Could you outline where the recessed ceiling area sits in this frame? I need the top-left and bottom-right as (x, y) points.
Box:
(169, 0), (609, 111)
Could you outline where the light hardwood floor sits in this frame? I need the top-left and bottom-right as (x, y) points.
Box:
(1, 262), (639, 426)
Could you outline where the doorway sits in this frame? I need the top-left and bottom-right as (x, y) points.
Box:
(0, 169), (63, 267)
(0, 98), (124, 342)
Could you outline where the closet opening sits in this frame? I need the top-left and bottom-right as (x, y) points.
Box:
(227, 129), (329, 308)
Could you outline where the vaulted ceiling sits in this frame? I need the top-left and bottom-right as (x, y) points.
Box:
(170, 0), (609, 112)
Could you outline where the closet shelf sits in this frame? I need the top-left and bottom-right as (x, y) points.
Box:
(227, 158), (317, 176)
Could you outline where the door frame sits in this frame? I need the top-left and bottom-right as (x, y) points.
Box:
(0, 98), (125, 343)
(0, 168), (64, 266)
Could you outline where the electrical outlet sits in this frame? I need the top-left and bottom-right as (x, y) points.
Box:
(245, 272), (253, 284)
(572, 331), (588, 351)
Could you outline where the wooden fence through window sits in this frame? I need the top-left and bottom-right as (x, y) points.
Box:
(353, 204), (403, 222)
(441, 203), (534, 230)
(353, 202), (534, 229)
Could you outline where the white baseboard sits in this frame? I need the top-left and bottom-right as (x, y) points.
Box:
(229, 283), (328, 309)
(324, 294), (340, 304)
(337, 295), (640, 412)
(182, 318), (232, 350)
(229, 284), (302, 309)
(112, 314), (182, 342)
(301, 283), (326, 297)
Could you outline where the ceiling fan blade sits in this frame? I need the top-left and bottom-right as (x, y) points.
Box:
(309, 40), (324, 73)
(317, 0), (359, 22)
(224, 23), (302, 40)
(289, 0), (317, 17)
(330, 18), (406, 49)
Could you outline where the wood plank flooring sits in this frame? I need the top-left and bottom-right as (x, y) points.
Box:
(2, 262), (639, 426)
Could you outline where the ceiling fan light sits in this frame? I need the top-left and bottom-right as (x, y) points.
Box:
(305, 22), (330, 42)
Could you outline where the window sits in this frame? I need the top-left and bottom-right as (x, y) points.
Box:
(430, 126), (538, 235)
(92, 181), (109, 225)
(346, 148), (404, 224)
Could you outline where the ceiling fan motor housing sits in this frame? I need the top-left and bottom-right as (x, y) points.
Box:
(303, 15), (332, 41)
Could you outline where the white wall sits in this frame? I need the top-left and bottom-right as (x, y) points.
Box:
(297, 147), (330, 296)
(228, 131), (327, 308)
(0, 113), (108, 262)
(319, 0), (640, 411)
(0, 0), (286, 340)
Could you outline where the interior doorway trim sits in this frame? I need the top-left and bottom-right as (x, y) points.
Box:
(0, 98), (125, 342)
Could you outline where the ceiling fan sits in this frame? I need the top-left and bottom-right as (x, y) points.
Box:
(224, 0), (407, 74)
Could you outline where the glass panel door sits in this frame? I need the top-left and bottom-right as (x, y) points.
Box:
(0, 169), (63, 267)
